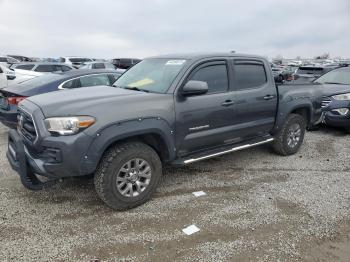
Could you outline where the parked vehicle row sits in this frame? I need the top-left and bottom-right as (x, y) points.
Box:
(5, 53), (324, 211)
(11, 62), (74, 73)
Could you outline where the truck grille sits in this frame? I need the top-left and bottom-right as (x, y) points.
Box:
(321, 97), (332, 108)
(18, 109), (37, 143)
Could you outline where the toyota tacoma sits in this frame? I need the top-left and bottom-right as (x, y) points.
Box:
(7, 53), (322, 210)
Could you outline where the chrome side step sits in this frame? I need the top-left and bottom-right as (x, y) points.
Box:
(183, 138), (274, 164)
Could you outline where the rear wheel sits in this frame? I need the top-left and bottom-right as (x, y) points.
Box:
(272, 114), (306, 156)
(94, 142), (162, 210)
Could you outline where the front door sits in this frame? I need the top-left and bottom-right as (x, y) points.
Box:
(175, 60), (236, 156)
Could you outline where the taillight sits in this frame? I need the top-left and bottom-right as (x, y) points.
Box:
(7, 96), (27, 105)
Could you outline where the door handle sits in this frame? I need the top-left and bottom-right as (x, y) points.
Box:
(221, 100), (235, 107)
(264, 95), (275, 100)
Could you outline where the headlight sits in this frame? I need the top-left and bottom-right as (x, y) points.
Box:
(44, 116), (96, 135)
(332, 93), (350, 100)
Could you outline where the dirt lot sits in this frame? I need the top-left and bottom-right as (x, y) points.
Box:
(0, 123), (349, 262)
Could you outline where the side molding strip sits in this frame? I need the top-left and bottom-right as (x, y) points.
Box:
(184, 138), (274, 164)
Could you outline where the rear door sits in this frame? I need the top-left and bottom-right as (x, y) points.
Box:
(175, 60), (236, 156)
(229, 59), (277, 139)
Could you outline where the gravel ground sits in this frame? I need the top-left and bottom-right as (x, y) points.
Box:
(0, 123), (349, 261)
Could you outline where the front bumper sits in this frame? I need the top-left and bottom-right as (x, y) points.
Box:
(7, 128), (96, 186)
(322, 98), (350, 128)
(324, 111), (350, 128)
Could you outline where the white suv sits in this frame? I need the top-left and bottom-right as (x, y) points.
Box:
(59, 57), (94, 68)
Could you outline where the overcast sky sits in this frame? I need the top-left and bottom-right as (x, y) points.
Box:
(0, 0), (349, 59)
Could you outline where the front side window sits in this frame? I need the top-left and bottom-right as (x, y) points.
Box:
(188, 64), (228, 93)
(234, 62), (267, 89)
(78, 74), (111, 87)
(314, 68), (350, 85)
(113, 58), (187, 93)
(110, 73), (121, 82)
(105, 63), (116, 69)
(61, 65), (72, 72)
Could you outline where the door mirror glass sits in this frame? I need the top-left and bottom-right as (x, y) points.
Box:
(182, 80), (208, 96)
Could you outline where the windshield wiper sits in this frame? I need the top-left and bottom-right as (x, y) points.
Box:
(323, 82), (343, 85)
(113, 85), (150, 93)
(122, 86), (149, 93)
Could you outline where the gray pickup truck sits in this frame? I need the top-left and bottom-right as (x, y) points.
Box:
(7, 53), (322, 210)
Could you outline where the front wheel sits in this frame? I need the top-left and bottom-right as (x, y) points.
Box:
(94, 142), (162, 210)
(272, 114), (306, 156)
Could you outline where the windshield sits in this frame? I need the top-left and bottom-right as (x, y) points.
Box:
(314, 67), (350, 85)
(113, 58), (187, 93)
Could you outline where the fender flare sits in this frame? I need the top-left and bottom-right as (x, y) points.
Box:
(273, 102), (314, 134)
(80, 117), (176, 174)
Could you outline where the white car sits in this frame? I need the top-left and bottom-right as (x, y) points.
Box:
(59, 57), (94, 68)
(11, 69), (43, 85)
(0, 55), (20, 67)
(0, 64), (16, 89)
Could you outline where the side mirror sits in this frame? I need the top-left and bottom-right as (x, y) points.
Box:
(274, 75), (284, 84)
(182, 80), (208, 96)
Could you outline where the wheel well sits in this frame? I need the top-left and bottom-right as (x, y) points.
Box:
(290, 107), (310, 125)
(104, 133), (170, 162)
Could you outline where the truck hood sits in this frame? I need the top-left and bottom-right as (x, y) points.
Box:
(24, 85), (175, 132)
(321, 84), (350, 97)
(27, 86), (147, 116)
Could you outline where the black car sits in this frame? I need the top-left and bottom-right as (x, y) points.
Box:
(111, 58), (141, 70)
(0, 69), (121, 128)
(317, 66), (350, 133)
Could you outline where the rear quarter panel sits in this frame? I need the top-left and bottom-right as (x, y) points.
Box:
(273, 83), (322, 133)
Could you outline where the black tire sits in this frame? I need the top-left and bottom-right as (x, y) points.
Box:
(345, 127), (350, 134)
(272, 114), (306, 156)
(94, 142), (162, 210)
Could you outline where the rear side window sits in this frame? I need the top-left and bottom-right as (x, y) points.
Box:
(78, 74), (111, 87)
(234, 62), (267, 89)
(16, 64), (35, 70)
(35, 65), (54, 72)
(189, 64), (228, 93)
(62, 79), (75, 89)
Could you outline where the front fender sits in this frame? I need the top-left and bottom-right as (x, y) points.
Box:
(80, 117), (175, 175)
